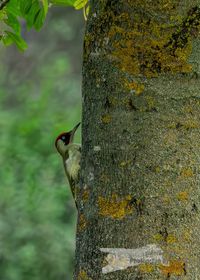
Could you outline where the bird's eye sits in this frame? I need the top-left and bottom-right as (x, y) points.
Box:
(61, 136), (66, 140)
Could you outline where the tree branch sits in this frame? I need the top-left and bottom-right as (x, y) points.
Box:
(0, 0), (10, 11)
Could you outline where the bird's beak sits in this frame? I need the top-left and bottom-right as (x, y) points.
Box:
(69, 122), (81, 142)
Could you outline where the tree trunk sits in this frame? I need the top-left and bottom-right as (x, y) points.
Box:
(75, 1), (200, 279)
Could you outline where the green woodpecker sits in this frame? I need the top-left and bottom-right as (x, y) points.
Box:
(55, 123), (81, 206)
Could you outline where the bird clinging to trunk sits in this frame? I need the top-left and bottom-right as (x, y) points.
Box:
(55, 123), (81, 207)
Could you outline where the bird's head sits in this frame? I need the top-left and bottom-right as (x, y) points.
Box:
(55, 122), (80, 156)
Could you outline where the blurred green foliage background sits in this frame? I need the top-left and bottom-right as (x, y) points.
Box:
(0, 6), (83, 280)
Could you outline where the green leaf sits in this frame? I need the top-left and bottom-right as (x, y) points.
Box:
(2, 33), (13, 46)
(6, 0), (21, 17)
(34, 7), (45, 30)
(19, 0), (32, 16)
(0, 10), (6, 20)
(20, 0), (47, 30)
(25, 1), (41, 29)
(73, 0), (87, 9)
(4, 31), (27, 51)
(49, 0), (74, 6)
(4, 12), (21, 33)
(41, 0), (48, 15)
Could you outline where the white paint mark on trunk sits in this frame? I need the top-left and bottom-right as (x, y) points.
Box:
(93, 146), (101, 152)
(100, 244), (166, 274)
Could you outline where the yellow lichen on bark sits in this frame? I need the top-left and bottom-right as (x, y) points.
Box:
(159, 260), (185, 276)
(101, 3), (200, 96)
(77, 270), (91, 280)
(139, 263), (154, 273)
(108, 5), (199, 78)
(78, 214), (87, 231)
(101, 114), (112, 124)
(153, 233), (164, 242)
(180, 167), (194, 177)
(84, 2), (200, 97)
(177, 191), (189, 201)
(167, 119), (199, 130)
(127, 0), (180, 13)
(124, 80), (145, 95)
(98, 194), (133, 219)
(82, 190), (89, 202)
(153, 233), (177, 244)
(166, 234), (177, 244)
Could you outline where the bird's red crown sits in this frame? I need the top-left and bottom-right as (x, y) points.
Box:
(55, 132), (71, 148)
(55, 122), (80, 148)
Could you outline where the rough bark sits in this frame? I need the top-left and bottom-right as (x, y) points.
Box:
(75, 1), (200, 279)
